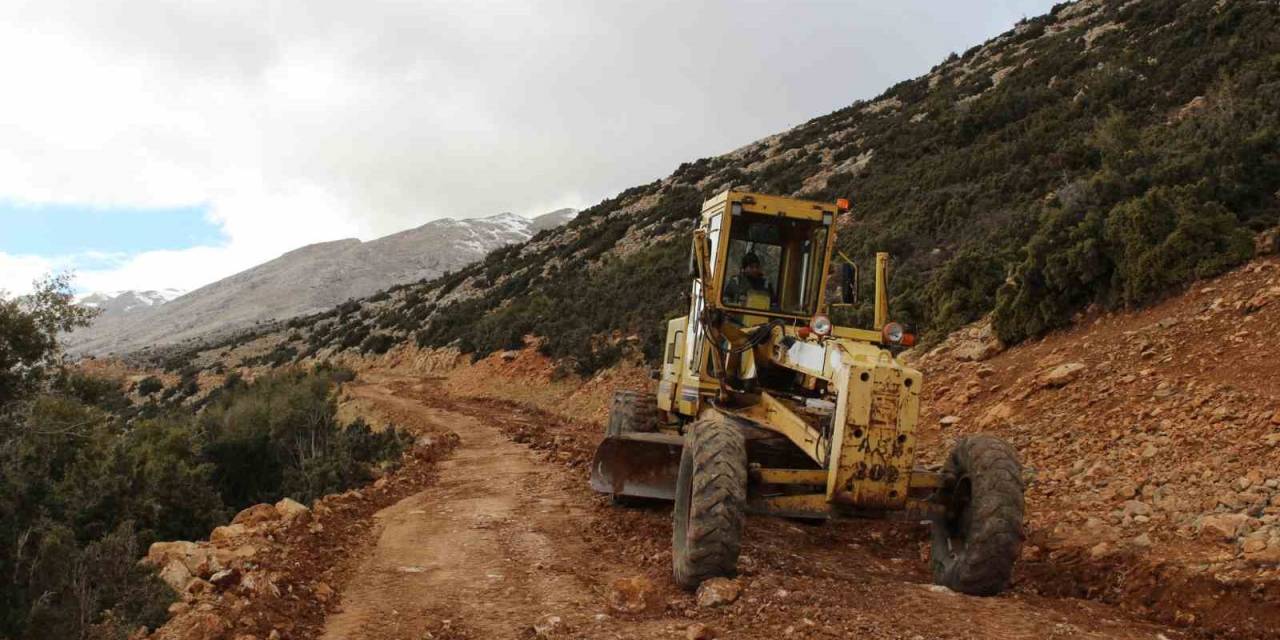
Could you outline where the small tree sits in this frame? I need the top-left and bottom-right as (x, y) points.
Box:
(1, 273), (97, 410)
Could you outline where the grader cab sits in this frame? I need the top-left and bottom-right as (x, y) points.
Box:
(590, 190), (1025, 596)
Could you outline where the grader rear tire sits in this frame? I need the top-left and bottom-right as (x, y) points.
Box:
(606, 390), (659, 436)
(930, 435), (1025, 596)
(672, 419), (747, 589)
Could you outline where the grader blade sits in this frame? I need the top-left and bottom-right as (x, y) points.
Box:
(589, 432), (683, 501)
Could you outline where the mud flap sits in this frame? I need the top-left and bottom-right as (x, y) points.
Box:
(589, 432), (683, 501)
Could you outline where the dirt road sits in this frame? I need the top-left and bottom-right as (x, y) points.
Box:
(323, 391), (656, 638)
(318, 372), (1189, 640)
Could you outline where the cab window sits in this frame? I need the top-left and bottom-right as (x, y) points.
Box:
(720, 213), (827, 318)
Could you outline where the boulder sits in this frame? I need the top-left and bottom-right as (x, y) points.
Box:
(146, 541), (199, 567)
(1244, 538), (1280, 565)
(695, 578), (742, 608)
(1040, 362), (1086, 388)
(1242, 532), (1269, 554)
(953, 340), (1001, 362)
(231, 503), (280, 528)
(158, 559), (194, 592)
(1197, 513), (1251, 541)
(210, 524), (249, 544)
(274, 498), (312, 524)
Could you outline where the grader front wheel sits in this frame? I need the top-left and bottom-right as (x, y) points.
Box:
(930, 435), (1025, 596)
(672, 419), (747, 589)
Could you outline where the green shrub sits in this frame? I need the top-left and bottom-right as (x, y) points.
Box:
(359, 333), (396, 355)
(200, 370), (407, 507)
(1105, 186), (1254, 306)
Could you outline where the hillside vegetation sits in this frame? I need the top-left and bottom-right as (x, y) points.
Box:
(1, 279), (410, 639)
(166, 0), (1280, 376)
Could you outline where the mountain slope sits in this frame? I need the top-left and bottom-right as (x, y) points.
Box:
(65, 210), (576, 355)
(77, 289), (185, 317)
(163, 0), (1280, 375)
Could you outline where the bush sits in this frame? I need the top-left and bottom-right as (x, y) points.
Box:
(1104, 186), (1254, 306)
(359, 333), (396, 355)
(200, 370), (408, 507)
(135, 375), (164, 396)
(1, 287), (404, 639)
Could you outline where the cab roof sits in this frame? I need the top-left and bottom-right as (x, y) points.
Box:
(701, 190), (838, 223)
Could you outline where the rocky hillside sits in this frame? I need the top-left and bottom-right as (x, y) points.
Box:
(909, 252), (1280, 633)
(64, 208), (575, 356)
(213, 0), (1277, 377)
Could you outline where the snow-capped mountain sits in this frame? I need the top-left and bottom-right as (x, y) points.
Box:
(77, 289), (185, 315)
(64, 208), (577, 355)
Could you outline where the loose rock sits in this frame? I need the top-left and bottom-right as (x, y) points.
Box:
(687, 622), (717, 640)
(158, 559), (194, 592)
(532, 613), (563, 637)
(210, 524), (249, 544)
(696, 578), (742, 608)
(1197, 513), (1250, 541)
(274, 498), (312, 524)
(606, 575), (657, 613)
(1040, 362), (1086, 388)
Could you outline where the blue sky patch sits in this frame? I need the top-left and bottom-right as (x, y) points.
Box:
(0, 201), (224, 256)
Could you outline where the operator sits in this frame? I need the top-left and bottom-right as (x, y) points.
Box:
(723, 252), (775, 310)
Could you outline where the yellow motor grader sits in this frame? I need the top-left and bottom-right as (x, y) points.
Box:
(590, 190), (1024, 596)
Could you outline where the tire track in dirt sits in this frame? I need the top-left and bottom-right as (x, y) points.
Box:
(324, 372), (1188, 639)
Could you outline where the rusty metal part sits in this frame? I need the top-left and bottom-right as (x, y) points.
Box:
(589, 432), (683, 501)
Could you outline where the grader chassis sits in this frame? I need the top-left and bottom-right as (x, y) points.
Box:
(590, 190), (1024, 596)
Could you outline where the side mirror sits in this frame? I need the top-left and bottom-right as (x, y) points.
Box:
(839, 262), (858, 304)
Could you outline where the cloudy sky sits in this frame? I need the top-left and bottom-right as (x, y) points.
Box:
(0, 0), (1058, 296)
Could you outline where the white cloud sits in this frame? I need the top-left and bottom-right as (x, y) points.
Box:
(0, 253), (55, 296)
(0, 0), (1058, 295)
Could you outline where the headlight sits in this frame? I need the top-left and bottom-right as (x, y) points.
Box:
(881, 322), (916, 347)
(810, 314), (832, 337)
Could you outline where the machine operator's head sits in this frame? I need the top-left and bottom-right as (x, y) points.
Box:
(741, 252), (765, 285)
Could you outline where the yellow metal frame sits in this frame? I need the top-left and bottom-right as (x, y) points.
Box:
(652, 189), (928, 519)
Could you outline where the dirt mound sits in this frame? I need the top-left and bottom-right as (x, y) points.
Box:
(915, 256), (1280, 637)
